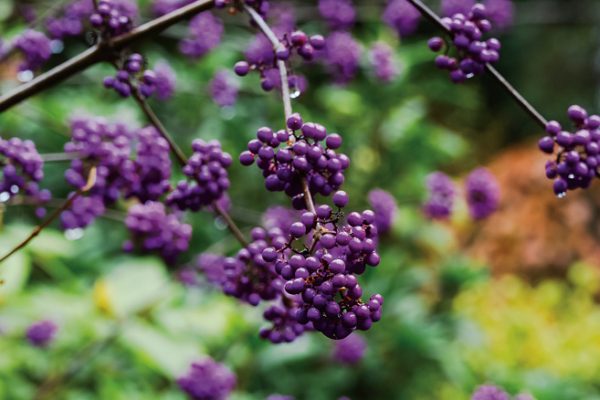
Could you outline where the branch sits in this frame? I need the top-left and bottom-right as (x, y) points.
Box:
(0, 167), (97, 265)
(405, 0), (548, 129)
(0, 0), (215, 113)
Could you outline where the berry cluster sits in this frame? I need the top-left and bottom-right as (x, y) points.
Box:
(318, 0), (356, 30)
(90, 0), (137, 37)
(103, 53), (159, 98)
(423, 171), (456, 220)
(239, 113), (349, 203)
(46, 0), (94, 39)
(14, 30), (52, 72)
(369, 42), (399, 83)
(0, 137), (51, 215)
(124, 126), (171, 202)
(61, 195), (106, 230)
(167, 140), (232, 212)
(177, 358), (236, 400)
(367, 189), (398, 234)
(179, 12), (223, 59)
(234, 30), (324, 92)
(26, 320), (58, 348)
(539, 105), (600, 197)
(332, 333), (367, 364)
(465, 167), (500, 219)
(262, 199), (383, 340)
(220, 227), (285, 306)
(428, 4), (501, 83)
(260, 299), (309, 343)
(124, 201), (192, 265)
(209, 70), (239, 108)
(324, 31), (361, 84)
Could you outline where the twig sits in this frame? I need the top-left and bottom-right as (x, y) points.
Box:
(213, 201), (249, 247)
(405, 0), (548, 129)
(131, 90), (188, 167)
(0, 0), (215, 112)
(0, 167), (97, 265)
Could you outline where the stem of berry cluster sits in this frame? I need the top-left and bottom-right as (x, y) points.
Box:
(405, 0), (548, 129)
(242, 4), (317, 216)
(0, 166), (97, 265)
(0, 0), (216, 113)
(130, 89), (249, 247)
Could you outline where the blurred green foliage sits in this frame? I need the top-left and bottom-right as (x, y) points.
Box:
(0, 1), (600, 399)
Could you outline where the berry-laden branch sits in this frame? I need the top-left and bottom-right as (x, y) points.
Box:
(406, 0), (548, 129)
(0, 0), (215, 113)
(128, 87), (249, 247)
(0, 166), (97, 265)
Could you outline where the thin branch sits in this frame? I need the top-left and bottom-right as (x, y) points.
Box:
(0, 0), (215, 113)
(213, 201), (249, 247)
(405, 0), (548, 129)
(0, 167), (97, 265)
(131, 90), (188, 167)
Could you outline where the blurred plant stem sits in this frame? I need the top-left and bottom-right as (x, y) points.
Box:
(0, 167), (97, 265)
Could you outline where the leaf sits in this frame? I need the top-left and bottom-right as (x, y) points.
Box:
(120, 318), (202, 377)
(93, 257), (169, 318)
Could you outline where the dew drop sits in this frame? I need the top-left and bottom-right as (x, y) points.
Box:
(214, 217), (227, 230)
(17, 70), (33, 82)
(50, 40), (64, 54)
(65, 228), (84, 241)
(10, 185), (19, 194)
(290, 89), (301, 99)
(220, 106), (235, 120)
(557, 192), (567, 199)
(466, 73), (475, 79)
(0, 192), (10, 203)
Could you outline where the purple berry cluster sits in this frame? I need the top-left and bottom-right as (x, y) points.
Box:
(261, 199), (383, 340)
(177, 358), (236, 400)
(124, 126), (171, 202)
(90, 0), (137, 37)
(382, 0), (421, 38)
(260, 299), (309, 343)
(26, 320), (58, 348)
(219, 227), (285, 306)
(209, 70), (239, 108)
(369, 42), (399, 83)
(14, 30), (52, 72)
(103, 53), (159, 98)
(539, 105), (600, 197)
(428, 4), (501, 83)
(62, 117), (173, 229)
(124, 201), (192, 265)
(324, 31), (361, 84)
(332, 333), (367, 364)
(179, 12), (223, 59)
(318, 0), (356, 30)
(0, 137), (51, 215)
(167, 140), (232, 212)
(234, 30), (325, 92)
(465, 167), (500, 219)
(153, 61), (177, 101)
(423, 171), (456, 220)
(367, 189), (397, 234)
(239, 113), (349, 202)
(46, 0), (94, 39)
